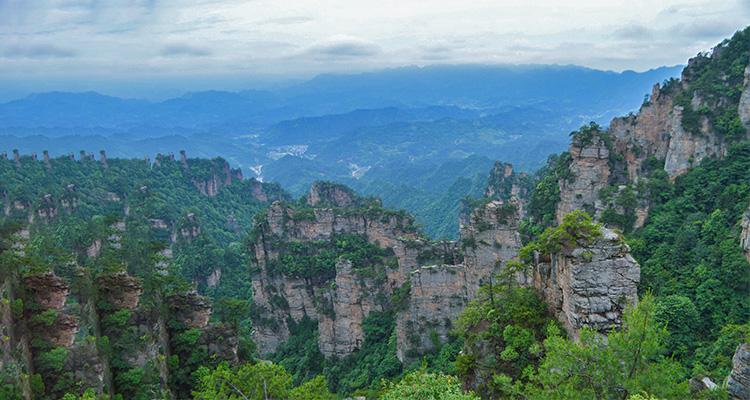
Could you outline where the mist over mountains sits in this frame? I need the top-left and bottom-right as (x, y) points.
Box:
(0, 64), (681, 237)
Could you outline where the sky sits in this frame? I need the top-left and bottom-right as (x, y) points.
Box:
(0, 0), (748, 99)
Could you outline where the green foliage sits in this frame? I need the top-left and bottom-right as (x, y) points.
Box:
(654, 295), (700, 360)
(270, 234), (395, 282)
(522, 152), (572, 238)
(631, 142), (750, 377)
(35, 347), (68, 374)
(519, 210), (602, 263)
(672, 27), (750, 140)
(323, 310), (403, 394)
(193, 362), (292, 400)
(272, 316), (325, 384)
(193, 361), (334, 400)
(381, 369), (479, 400)
(101, 309), (132, 330)
(30, 309), (58, 326)
(288, 375), (336, 400)
(0, 363), (24, 400)
(61, 388), (102, 400)
(569, 121), (604, 147)
(526, 295), (690, 400)
(454, 274), (556, 398)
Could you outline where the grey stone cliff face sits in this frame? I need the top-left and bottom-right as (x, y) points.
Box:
(318, 259), (384, 358)
(556, 137), (611, 224)
(251, 187), (525, 360)
(250, 200), (421, 357)
(532, 227), (640, 338)
(740, 66), (750, 130)
(741, 206), (750, 263)
(395, 265), (470, 361)
(728, 343), (750, 400)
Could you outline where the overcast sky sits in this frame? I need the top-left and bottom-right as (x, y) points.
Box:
(0, 0), (748, 97)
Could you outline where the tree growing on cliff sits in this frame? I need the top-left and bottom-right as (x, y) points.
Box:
(524, 295), (690, 400)
(453, 271), (556, 399)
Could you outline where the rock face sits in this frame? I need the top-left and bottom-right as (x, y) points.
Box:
(742, 206), (750, 262)
(728, 343), (750, 400)
(460, 199), (524, 291)
(251, 182), (525, 361)
(24, 272), (70, 310)
(556, 135), (611, 224)
(250, 197), (420, 357)
(168, 291), (212, 329)
(559, 43), (750, 232)
(318, 259), (383, 357)
(307, 181), (361, 208)
(96, 272), (143, 310)
(740, 66), (750, 130)
(484, 162), (530, 208)
(2, 268), (235, 398)
(532, 227), (640, 338)
(395, 265), (470, 361)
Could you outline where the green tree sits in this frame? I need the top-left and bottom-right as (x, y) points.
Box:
(526, 295), (689, 400)
(381, 369), (479, 400)
(193, 362), (292, 400)
(289, 376), (335, 400)
(453, 272), (554, 399)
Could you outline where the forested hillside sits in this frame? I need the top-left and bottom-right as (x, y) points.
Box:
(0, 152), (288, 399)
(0, 26), (749, 400)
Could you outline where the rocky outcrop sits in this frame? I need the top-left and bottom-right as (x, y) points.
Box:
(485, 162), (530, 202)
(556, 135), (611, 224)
(24, 272), (70, 310)
(168, 291), (212, 329)
(532, 227), (640, 338)
(742, 206), (750, 262)
(251, 177), (530, 361)
(461, 199), (524, 291)
(307, 181), (359, 208)
(740, 66), (750, 130)
(187, 158), (244, 197)
(663, 105), (726, 177)
(318, 259), (384, 357)
(728, 343), (750, 400)
(395, 265), (470, 360)
(96, 272), (143, 310)
(555, 39), (750, 234)
(250, 197), (420, 357)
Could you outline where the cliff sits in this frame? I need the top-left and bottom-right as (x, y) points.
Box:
(1, 265), (237, 399)
(249, 181), (525, 361)
(249, 169), (642, 365)
(531, 226), (640, 338)
(728, 343), (750, 400)
(555, 31), (749, 230)
(249, 187), (421, 357)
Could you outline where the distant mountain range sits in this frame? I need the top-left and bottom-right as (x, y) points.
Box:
(0, 64), (682, 238)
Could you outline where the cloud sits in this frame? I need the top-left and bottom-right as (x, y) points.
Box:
(160, 43), (212, 57)
(612, 24), (654, 40)
(668, 19), (738, 40)
(2, 44), (76, 59)
(260, 16), (314, 25)
(306, 36), (381, 58)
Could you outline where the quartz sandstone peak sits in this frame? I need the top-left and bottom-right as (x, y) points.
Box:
(532, 227), (640, 338)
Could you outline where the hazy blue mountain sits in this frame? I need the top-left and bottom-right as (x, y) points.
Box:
(0, 64), (682, 237)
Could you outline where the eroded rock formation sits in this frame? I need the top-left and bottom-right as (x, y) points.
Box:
(251, 182), (525, 361)
(556, 136), (611, 223)
(559, 43), (749, 231)
(532, 227), (640, 338)
(728, 343), (750, 400)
